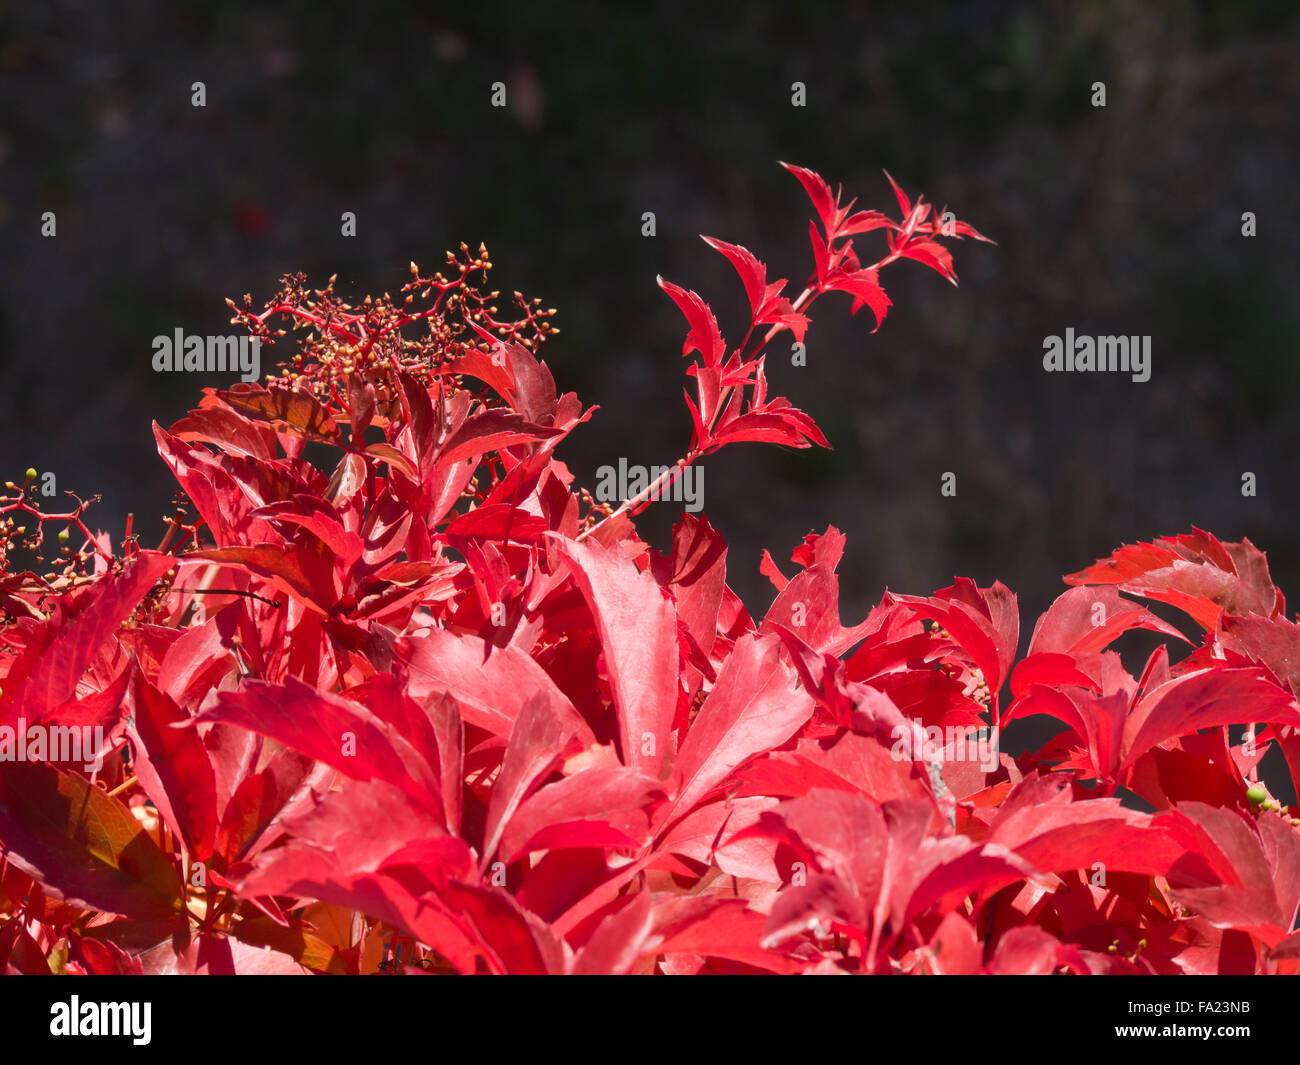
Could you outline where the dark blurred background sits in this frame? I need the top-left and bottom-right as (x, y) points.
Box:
(2, 0), (1298, 650)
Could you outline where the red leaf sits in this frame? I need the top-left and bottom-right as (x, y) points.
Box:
(500, 766), (666, 865)
(171, 403), (278, 461)
(781, 161), (838, 238)
(808, 221), (829, 284)
(898, 240), (957, 284)
(1, 552), (175, 726)
(191, 542), (338, 613)
(570, 892), (654, 974)
(827, 270), (892, 330)
(645, 895), (803, 974)
(649, 514), (728, 661)
(881, 169), (912, 219)
(238, 778), (466, 902)
(988, 775), (1188, 878)
(1217, 612), (1300, 696)
(482, 692), (582, 867)
(986, 926), (1090, 975)
(214, 748), (332, 864)
(0, 919), (53, 974)
(1122, 667), (1300, 775)
(551, 536), (679, 777)
(758, 549), (790, 593)
(464, 323), (563, 426)
(1066, 540), (1182, 585)
(701, 236), (769, 314)
(760, 553), (875, 657)
(153, 425), (261, 546)
(195, 676), (445, 816)
(1158, 802), (1300, 948)
(433, 409), (563, 471)
(706, 409), (829, 451)
(1028, 585), (1187, 657)
(895, 578), (1019, 716)
(1008, 652), (1102, 699)
(838, 209), (896, 238)
(899, 835), (1039, 928)
(125, 673), (219, 861)
(1003, 681), (1127, 785)
(677, 796), (783, 881)
(251, 495), (364, 568)
(443, 503), (547, 543)
(435, 880), (566, 974)
(1066, 530), (1282, 628)
(656, 276), (727, 367)
(395, 628), (595, 745)
(663, 633), (814, 825)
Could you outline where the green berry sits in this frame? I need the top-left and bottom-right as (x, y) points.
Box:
(24, 467), (37, 482)
(1246, 784), (1267, 804)
(57, 528), (70, 544)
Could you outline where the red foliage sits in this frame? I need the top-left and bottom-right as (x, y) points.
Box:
(1, 165), (1297, 975)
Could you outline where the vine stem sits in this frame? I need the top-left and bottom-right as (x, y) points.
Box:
(575, 245), (903, 544)
(576, 285), (818, 544)
(575, 457), (698, 543)
(0, 499), (115, 564)
(106, 775), (137, 799)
